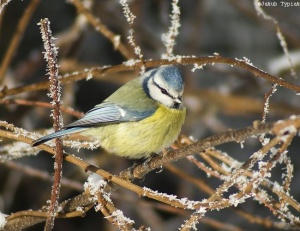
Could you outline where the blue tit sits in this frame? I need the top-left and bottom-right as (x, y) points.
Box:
(32, 66), (186, 159)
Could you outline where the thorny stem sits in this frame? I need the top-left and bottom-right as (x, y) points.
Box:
(39, 18), (64, 231)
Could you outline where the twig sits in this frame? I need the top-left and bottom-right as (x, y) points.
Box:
(263, 84), (278, 122)
(0, 0), (40, 84)
(1, 56), (300, 99)
(2, 161), (83, 191)
(161, 0), (181, 59)
(38, 18), (64, 231)
(0, 98), (84, 118)
(125, 121), (274, 180)
(1, 116), (300, 229)
(5, 193), (94, 230)
(70, 0), (134, 59)
(120, 0), (145, 73)
(0, 0), (13, 13)
(0, 128), (207, 211)
(254, 0), (296, 77)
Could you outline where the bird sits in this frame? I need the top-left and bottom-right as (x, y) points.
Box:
(32, 66), (186, 159)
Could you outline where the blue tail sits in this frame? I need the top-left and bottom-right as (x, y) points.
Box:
(31, 127), (86, 146)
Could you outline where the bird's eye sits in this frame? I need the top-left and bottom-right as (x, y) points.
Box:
(160, 88), (167, 94)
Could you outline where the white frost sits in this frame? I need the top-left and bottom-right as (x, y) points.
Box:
(84, 173), (106, 196)
(106, 210), (135, 226)
(123, 59), (139, 67)
(0, 212), (7, 230)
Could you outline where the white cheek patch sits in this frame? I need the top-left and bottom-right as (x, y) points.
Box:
(148, 82), (174, 107)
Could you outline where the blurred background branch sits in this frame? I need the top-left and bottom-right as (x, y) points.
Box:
(0, 0), (300, 230)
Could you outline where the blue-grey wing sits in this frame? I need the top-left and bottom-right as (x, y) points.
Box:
(32, 103), (155, 147)
(66, 102), (155, 128)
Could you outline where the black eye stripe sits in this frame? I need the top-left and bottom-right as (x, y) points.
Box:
(153, 81), (174, 99)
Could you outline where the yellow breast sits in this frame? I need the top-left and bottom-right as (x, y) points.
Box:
(82, 104), (186, 159)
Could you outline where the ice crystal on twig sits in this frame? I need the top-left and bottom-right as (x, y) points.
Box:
(38, 18), (64, 231)
(254, 0), (296, 77)
(0, 141), (39, 162)
(161, 0), (181, 59)
(119, 0), (144, 73)
(0, 212), (7, 230)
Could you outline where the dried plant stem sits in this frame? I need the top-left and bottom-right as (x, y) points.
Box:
(1, 115), (300, 229)
(165, 161), (285, 230)
(0, 98), (84, 118)
(126, 121), (274, 180)
(96, 191), (135, 231)
(39, 18), (64, 231)
(208, 137), (280, 202)
(1, 56), (300, 99)
(0, 0), (13, 13)
(0, 0), (40, 84)
(2, 161), (83, 191)
(262, 84), (277, 123)
(254, 0), (296, 77)
(5, 194), (93, 230)
(165, 163), (215, 195)
(162, 0), (181, 58)
(70, 0), (134, 59)
(120, 0), (145, 73)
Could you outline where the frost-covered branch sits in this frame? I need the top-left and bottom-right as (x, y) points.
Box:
(120, 0), (145, 73)
(70, 0), (134, 59)
(161, 0), (181, 59)
(1, 56), (300, 100)
(38, 18), (64, 231)
(0, 0), (40, 84)
(254, 0), (296, 77)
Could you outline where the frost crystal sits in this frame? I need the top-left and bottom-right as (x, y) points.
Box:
(106, 210), (135, 226)
(120, 0), (136, 24)
(0, 141), (40, 162)
(196, 206), (207, 214)
(123, 59), (138, 67)
(161, 0), (181, 59)
(0, 212), (7, 229)
(142, 187), (199, 209)
(113, 35), (121, 49)
(65, 140), (100, 152)
(228, 194), (240, 207)
(119, 0), (144, 72)
(84, 173), (107, 198)
(254, 0), (295, 77)
(86, 69), (93, 80)
(191, 64), (206, 72)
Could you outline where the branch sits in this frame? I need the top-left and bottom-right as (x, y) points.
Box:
(1, 56), (300, 99)
(70, 0), (134, 59)
(0, 0), (40, 83)
(123, 121), (274, 180)
(38, 18), (64, 231)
